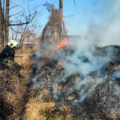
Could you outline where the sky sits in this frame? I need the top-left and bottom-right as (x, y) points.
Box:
(10, 0), (120, 41)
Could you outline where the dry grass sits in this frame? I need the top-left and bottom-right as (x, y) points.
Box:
(16, 45), (38, 54)
(25, 101), (56, 120)
(24, 88), (72, 120)
(0, 45), (36, 119)
(24, 96), (72, 120)
(0, 45), (81, 120)
(1, 45), (118, 120)
(0, 69), (28, 120)
(15, 45), (36, 78)
(15, 54), (33, 78)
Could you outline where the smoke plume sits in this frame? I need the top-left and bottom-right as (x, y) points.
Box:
(33, 0), (120, 105)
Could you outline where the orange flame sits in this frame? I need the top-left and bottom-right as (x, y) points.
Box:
(55, 81), (59, 90)
(56, 61), (64, 68)
(54, 39), (71, 50)
(55, 81), (62, 91)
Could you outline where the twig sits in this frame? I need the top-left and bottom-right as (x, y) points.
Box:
(9, 11), (37, 26)
(9, 11), (23, 18)
(73, 0), (76, 6)
(10, 26), (21, 33)
(64, 15), (74, 18)
(9, 5), (19, 9)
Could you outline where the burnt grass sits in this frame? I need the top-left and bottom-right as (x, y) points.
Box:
(1, 45), (120, 119)
(32, 45), (120, 119)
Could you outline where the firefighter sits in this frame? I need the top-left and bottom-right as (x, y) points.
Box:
(0, 40), (19, 69)
(0, 40), (18, 60)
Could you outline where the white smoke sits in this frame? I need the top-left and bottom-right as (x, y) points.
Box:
(85, 0), (120, 46)
(59, 38), (111, 104)
(33, 0), (120, 105)
(63, 39), (109, 76)
(109, 66), (120, 78)
(73, 77), (104, 104)
(59, 0), (120, 103)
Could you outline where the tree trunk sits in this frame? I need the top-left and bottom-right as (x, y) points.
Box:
(0, 0), (4, 48)
(59, 0), (63, 14)
(5, 0), (10, 46)
(58, 0), (63, 40)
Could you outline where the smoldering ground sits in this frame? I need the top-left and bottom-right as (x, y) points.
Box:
(32, 0), (120, 118)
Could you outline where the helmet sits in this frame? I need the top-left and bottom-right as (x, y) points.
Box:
(8, 40), (18, 48)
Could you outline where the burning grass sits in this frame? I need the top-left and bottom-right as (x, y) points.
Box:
(32, 43), (120, 119)
(54, 39), (71, 50)
(1, 40), (120, 119)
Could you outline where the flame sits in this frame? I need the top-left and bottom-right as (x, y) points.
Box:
(55, 81), (59, 90)
(54, 39), (71, 50)
(55, 81), (62, 91)
(56, 61), (64, 68)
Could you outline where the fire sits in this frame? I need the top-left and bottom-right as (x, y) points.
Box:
(55, 81), (59, 90)
(54, 39), (71, 68)
(55, 81), (62, 91)
(56, 61), (64, 68)
(54, 39), (71, 50)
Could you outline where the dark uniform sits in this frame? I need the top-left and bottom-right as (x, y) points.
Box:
(0, 45), (15, 61)
(0, 45), (15, 69)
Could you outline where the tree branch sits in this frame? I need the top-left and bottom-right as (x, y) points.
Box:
(64, 15), (74, 18)
(9, 11), (37, 26)
(9, 5), (19, 10)
(9, 11), (22, 18)
(10, 26), (21, 33)
(73, 0), (76, 6)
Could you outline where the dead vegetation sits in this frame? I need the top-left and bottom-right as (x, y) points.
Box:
(0, 45), (73, 120)
(0, 45), (35, 120)
(24, 89), (72, 120)
(39, 1), (67, 57)
(1, 43), (120, 119)
(0, 69), (27, 119)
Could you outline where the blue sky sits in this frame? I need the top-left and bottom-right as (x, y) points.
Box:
(10, 0), (120, 39)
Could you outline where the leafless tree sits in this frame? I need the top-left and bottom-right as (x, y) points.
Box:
(19, 29), (36, 43)
(0, 0), (39, 48)
(0, 0), (4, 47)
(41, 0), (76, 44)
(10, 11), (41, 44)
(41, 0), (67, 44)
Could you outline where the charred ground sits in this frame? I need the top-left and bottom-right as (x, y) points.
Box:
(1, 45), (120, 120)
(32, 45), (120, 119)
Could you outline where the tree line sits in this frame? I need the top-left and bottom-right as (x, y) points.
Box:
(0, 0), (39, 47)
(0, 0), (75, 48)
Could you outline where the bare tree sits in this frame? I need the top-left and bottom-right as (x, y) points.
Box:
(0, 0), (4, 47)
(59, 0), (63, 39)
(10, 10), (41, 44)
(42, 0), (66, 43)
(0, 0), (38, 48)
(19, 29), (36, 43)
(42, 0), (75, 43)
(5, 0), (9, 45)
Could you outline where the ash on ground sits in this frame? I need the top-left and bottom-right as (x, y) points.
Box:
(31, 45), (120, 119)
